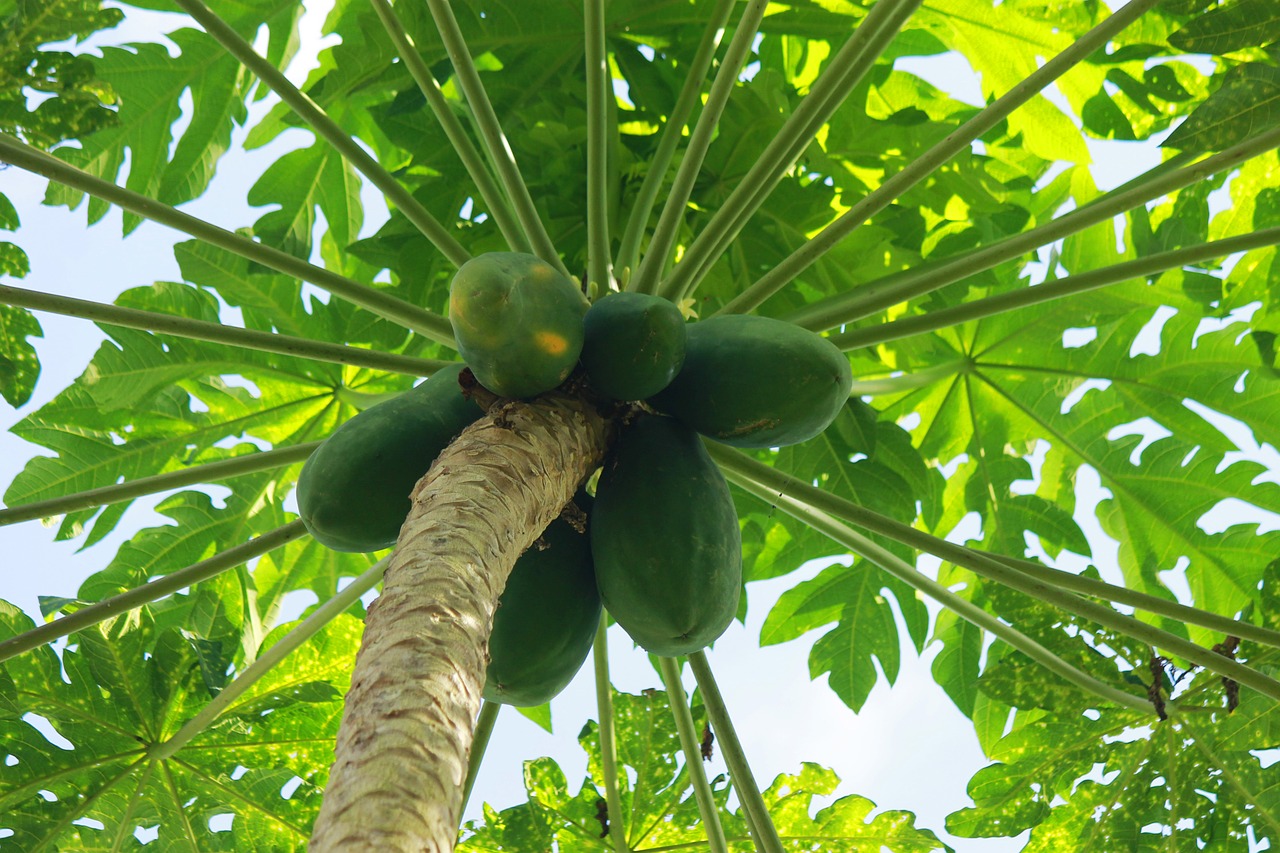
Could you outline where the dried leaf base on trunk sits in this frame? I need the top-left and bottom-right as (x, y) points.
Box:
(310, 389), (613, 852)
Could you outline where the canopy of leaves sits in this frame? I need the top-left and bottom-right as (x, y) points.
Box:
(2, 0), (1279, 849)
(458, 686), (945, 852)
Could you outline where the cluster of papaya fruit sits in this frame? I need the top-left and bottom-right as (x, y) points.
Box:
(296, 252), (852, 707)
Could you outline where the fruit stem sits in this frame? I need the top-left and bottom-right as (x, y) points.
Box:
(834, 225), (1280, 350)
(632, 0), (770, 296)
(662, 0), (925, 303)
(174, 0), (471, 267)
(0, 282), (453, 377)
(657, 657), (729, 853)
(425, 0), (570, 276)
(0, 441), (321, 528)
(0, 134), (457, 347)
(0, 521), (309, 664)
(149, 555), (389, 762)
(367, 0), (530, 253)
(460, 700), (501, 817)
(593, 620), (631, 853)
(616, 0), (736, 282)
(687, 651), (785, 853)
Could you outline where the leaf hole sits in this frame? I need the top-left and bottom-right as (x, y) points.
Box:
(1060, 378), (1110, 414)
(1198, 498), (1280, 535)
(1062, 326), (1096, 349)
(22, 712), (73, 750)
(1130, 306), (1178, 358)
(1106, 417), (1171, 465)
(281, 775), (305, 799)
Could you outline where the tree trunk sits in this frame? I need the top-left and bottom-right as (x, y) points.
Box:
(309, 389), (613, 851)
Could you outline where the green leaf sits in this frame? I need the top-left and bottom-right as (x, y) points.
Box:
(460, 687), (946, 851)
(0, 601), (358, 851)
(515, 702), (553, 733)
(760, 559), (915, 712)
(0, 304), (41, 407)
(916, 0), (1090, 164)
(948, 689), (1280, 846)
(1163, 63), (1280, 154)
(930, 601), (984, 716)
(246, 140), (364, 260)
(0, 0), (122, 147)
(43, 32), (245, 232)
(1168, 0), (1280, 56)
(4, 361), (336, 544)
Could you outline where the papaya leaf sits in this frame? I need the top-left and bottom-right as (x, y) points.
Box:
(459, 687), (947, 852)
(40, 2), (302, 230)
(0, 0), (122, 148)
(0, 602), (358, 851)
(0, 304), (41, 408)
(1168, 0), (1280, 56)
(948, 689), (1280, 847)
(917, 0), (1090, 164)
(1163, 63), (1280, 154)
(246, 141), (364, 261)
(760, 558), (921, 713)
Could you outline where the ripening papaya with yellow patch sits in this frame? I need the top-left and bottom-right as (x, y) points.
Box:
(448, 252), (589, 399)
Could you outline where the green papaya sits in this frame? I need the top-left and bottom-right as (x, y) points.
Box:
(297, 364), (480, 553)
(484, 494), (600, 707)
(580, 292), (687, 400)
(590, 415), (741, 656)
(448, 252), (589, 398)
(648, 314), (852, 448)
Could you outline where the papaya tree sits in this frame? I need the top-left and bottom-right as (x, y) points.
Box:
(2, 0), (1280, 850)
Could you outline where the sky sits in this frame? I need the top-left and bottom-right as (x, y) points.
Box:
(3, 1), (1276, 849)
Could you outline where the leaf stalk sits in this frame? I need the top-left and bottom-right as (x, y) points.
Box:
(0, 282), (453, 375)
(425, 0), (568, 274)
(173, 0), (471, 266)
(710, 445), (1280, 704)
(0, 134), (457, 345)
(657, 656), (729, 853)
(784, 123), (1280, 331)
(616, 0), (737, 281)
(367, 0), (529, 252)
(150, 554), (389, 761)
(723, 462), (1152, 712)
(686, 651), (785, 853)
(633, 0), (769, 296)
(0, 521), (309, 663)
(594, 620), (631, 853)
(460, 700), (500, 816)
(835, 225), (1280, 349)
(665, 0), (925, 302)
(585, 0), (614, 292)
(0, 441), (321, 527)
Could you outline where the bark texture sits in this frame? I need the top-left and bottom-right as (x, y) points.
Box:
(309, 390), (613, 851)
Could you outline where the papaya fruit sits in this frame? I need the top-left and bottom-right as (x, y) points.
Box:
(648, 314), (852, 448)
(590, 415), (741, 656)
(296, 364), (480, 553)
(580, 292), (686, 400)
(484, 494), (600, 707)
(448, 252), (589, 398)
